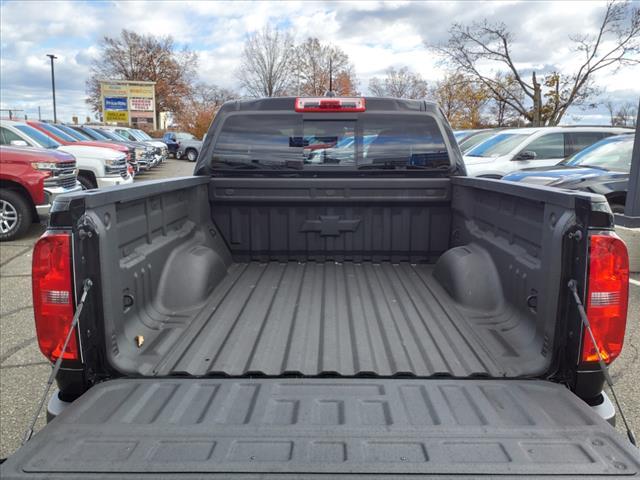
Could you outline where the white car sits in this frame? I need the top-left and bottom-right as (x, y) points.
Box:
(103, 126), (168, 163)
(462, 126), (632, 178)
(0, 120), (133, 189)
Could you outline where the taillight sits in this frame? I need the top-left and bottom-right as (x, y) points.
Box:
(580, 233), (629, 365)
(295, 97), (366, 112)
(32, 232), (78, 362)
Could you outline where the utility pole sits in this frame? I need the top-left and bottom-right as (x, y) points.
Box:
(38, 106), (41, 121)
(46, 54), (58, 123)
(616, 99), (640, 227)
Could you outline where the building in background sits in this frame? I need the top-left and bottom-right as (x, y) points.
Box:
(100, 80), (156, 130)
(159, 111), (174, 130)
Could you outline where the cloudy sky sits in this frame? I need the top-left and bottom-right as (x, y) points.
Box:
(1, 0), (638, 124)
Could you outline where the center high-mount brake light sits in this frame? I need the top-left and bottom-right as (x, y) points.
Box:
(580, 232), (629, 366)
(32, 232), (79, 362)
(295, 97), (366, 112)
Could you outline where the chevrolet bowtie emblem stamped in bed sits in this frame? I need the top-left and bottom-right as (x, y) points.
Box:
(300, 215), (361, 236)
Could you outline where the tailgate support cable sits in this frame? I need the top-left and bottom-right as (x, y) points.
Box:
(568, 279), (637, 447)
(21, 279), (93, 446)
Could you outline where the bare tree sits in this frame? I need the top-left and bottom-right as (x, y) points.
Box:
(617, 102), (638, 127)
(236, 26), (294, 97)
(174, 83), (239, 138)
(431, 1), (639, 126)
(368, 66), (429, 99)
(86, 30), (198, 125)
(291, 38), (359, 96)
(606, 99), (638, 126)
(488, 72), (524, 126)
(605, 99), (617, 125)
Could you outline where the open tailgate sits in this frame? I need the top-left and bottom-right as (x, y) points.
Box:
(2, 378), (639, 479)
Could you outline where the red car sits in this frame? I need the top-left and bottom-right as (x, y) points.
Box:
(27, 121), (136, 176)
(0, 146), (81, 240)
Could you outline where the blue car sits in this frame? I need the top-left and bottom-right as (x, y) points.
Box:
(503, 134), (634, 213)
(162, 132), (180, 156)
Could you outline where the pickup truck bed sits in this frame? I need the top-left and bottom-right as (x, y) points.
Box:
(158, 261), (506, 377)
(3, 378), (639, 478)
(76, 176), (568, 379)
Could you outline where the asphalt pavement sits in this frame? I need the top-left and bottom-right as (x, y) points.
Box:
(0, 157), (195, 458)
(1, 158), (639, 459)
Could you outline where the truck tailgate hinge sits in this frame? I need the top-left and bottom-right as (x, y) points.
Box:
(568, 229), (583, 241)
(77, 214), (97, 240)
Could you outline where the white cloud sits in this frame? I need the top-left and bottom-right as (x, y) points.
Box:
(1, 0), (637, 123)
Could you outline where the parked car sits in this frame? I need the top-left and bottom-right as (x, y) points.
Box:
(132, 128), (168, 150)
(162, 131), (199, 157)
(0, 146), (80, 240)
(162, 132), (202, 162)
(104, 126), (168, 163)
(66, 125), (154, 171)
(26, 121), (137, 177)
(102, 127), (164, 167)
(0, 120), (133, 189)
(463, 126), (632, 178)
(458, 128), (504, 153)
(307, 135), (376, 164)
(453, 129), (481, 142)
(4, 96), (637, 477)
(503, 133), (634, 213)
(92, 127), (159, 169)
(163, 131), (203, 162)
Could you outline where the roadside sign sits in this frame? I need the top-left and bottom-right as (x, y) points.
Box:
(129, 85), (154, 98)
(130, 97), (153, 111)
(104, 97), (128, 111)
(99, 80), (156, 129)
(101, 83), (129, 97)
(105, 111), (129, 122)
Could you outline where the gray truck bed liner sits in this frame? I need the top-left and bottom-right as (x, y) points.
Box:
(2, 378), (638, 478)
(152, 261), (529, 377)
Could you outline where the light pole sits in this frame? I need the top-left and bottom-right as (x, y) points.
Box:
(46, 54), (57, 123)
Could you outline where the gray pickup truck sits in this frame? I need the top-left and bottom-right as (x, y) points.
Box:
(177, 133), (203, 162)
(2, 96), (638, 479)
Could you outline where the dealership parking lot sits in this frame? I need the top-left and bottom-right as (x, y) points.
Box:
(0, 158), (194, 458)
(1, 156), (639, 458)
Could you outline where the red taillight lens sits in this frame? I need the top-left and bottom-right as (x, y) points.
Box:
(32, 232), (78, 362)
(295, 97), (366, 112)
(580, 233), (629, 365)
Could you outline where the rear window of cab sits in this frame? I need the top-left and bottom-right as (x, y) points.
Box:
(210, 112), (451, 172)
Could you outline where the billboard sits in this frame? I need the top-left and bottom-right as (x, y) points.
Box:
(129, 85), (154, 98)
(104, 97), (128, 111)
(100, 81), (156, 129)
(130, 97), (153, 111)
(105, 111), (129, 122)
(101, 83), (129, 97)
